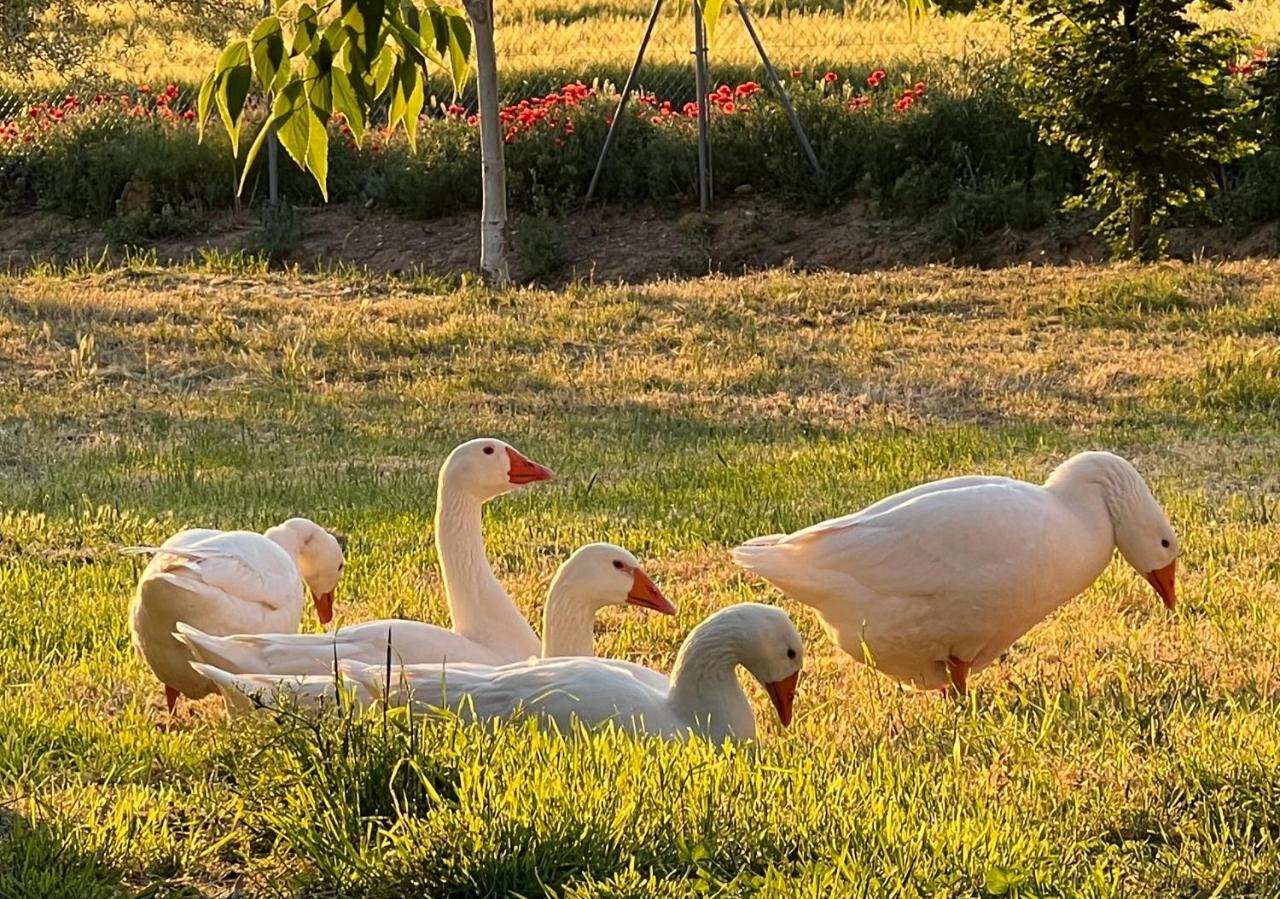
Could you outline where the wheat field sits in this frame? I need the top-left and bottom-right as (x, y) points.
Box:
(9, 0), (1279, 93)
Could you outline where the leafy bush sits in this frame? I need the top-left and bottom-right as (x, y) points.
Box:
(1016, 0), (1257, 259)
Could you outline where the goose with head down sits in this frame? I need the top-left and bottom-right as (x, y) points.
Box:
(732, 451), (1178, 694)
(127, 518), (344, 714)
(338, 603), (804, 742)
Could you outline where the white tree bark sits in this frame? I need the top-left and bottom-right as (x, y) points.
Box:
(461, 0), (510, 287)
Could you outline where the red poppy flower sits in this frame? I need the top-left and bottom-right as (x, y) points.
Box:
(183, 109), (196, 121)
(721, 101), (736, 114)
(138, 84), (152, 94)
(824, 72), (838, 83)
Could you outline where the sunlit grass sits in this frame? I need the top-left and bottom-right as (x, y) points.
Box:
(1, 260), (1279, 895)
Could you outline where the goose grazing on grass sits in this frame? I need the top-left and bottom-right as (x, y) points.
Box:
(732, 451), (1179, 694)
(340, 603), (804, 742)
(178, 540), (674, 682)
(127, 519), (345, 714)
(172, 438), (555, 675)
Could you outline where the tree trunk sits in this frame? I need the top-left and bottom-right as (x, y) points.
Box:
(461, 0), (510, 287)
(1129, 197), (1155, 262)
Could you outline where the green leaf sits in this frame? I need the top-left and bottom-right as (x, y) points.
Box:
(214, 39), (249, 77)
(293, 3), (319, 55)
(306, 25), (341, 121)
(237, 115), (277, 195)
(250, 16), (287, 92)
(215, 54), (253, 157)
(698, 0), (725, 46)
(196, 71), (217, 141)
(386, 10), (442, 68)
(426, 7), (450, 59)
(443, 8), (472, 93)
(370, 44), (398, 98)
(273, 80), (313, 173)
(307, 107), (330, 201)
(356, 0), (385, 56)
(331, 67), (366, 146)
(390, 57), (424, 151)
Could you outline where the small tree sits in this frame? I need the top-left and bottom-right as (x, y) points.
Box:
(198, 1), (519, 282)
(1018, 0), (1256, 259)
(935, 0), (1256, 259)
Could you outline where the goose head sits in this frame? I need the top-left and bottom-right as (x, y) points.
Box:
(1113, 490), (1178, 610)
(441, 438), (556, 502)
(733, 604), (805, 726)
(1050, 451), (1179, 609)
(553, 543), (675, 615)
(675, 603), (804, 728)
(275, 518), (345, 624)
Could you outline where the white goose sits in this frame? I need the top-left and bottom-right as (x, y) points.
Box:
(127, 518), (345, 713)
(190, 542), (678, 718)
(340, 603), (804, 742)
(732, 451), (1179, 693)
(179, 540), (674, 677)
(171, 438), (554, 675)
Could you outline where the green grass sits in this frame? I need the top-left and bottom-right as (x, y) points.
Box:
(2, 260), (1280, 896)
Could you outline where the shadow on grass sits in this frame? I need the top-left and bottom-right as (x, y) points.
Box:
(1, 806), (126, 899)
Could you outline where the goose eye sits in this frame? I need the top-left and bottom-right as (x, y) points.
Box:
(786, 648), (797, 660)
(483, 446), (495, 455)
(1161, 539), (1170, 548)
(612, 560), (626, 570)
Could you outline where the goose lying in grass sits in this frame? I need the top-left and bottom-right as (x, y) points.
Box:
(340, 603), (803, 742)
(193, 542), (675, 720)
(172, 437), (555, 675)
(732, 451), (1178, 694)
(179, 541), (675, 683)
(127, 519), (344, 714)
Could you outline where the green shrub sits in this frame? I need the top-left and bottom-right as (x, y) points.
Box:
(1016, 0), (1257, 259)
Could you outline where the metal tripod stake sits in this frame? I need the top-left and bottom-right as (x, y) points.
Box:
(584, 0), (824, 208)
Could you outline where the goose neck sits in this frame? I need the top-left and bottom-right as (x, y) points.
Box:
(263, 523), (303, 561)
(667, 626), (749, 724)
(540, 585), (599, 658)
(434, 479), (539, 653)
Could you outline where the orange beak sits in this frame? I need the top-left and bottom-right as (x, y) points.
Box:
(625, 568), (676, 615)
(764, 670), (800, 727)
(506, 447), (556, 485)
(1144, 559), (1177, 610)
(312, 589), (335, 625)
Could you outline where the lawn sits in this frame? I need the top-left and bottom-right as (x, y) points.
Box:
(2, 260), (1280, 897)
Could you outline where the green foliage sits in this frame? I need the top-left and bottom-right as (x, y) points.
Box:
(202, 0), (475, 198)
(0, 107), (234, 226)
(1016, 0), (1257, 259)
